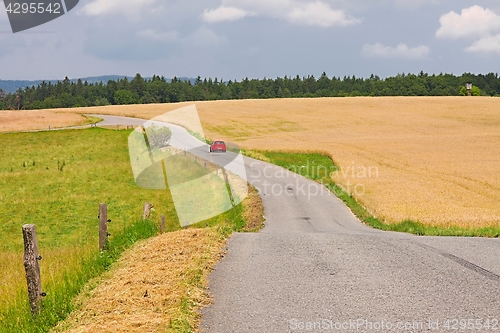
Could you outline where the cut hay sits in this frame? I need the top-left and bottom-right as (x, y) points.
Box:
(51, 228), (226, 333)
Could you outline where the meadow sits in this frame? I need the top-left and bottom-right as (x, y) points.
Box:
(6, 96), (498, 228)
(0, 128), (252, 332)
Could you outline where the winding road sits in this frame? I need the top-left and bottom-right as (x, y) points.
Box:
(93, 115), (500, 333)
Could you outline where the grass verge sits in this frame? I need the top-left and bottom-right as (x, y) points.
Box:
(1, 220), (158, 333)
(248, 150), (500, 237)
(51, 228), (224, 333)
(50, 185), (263, 333)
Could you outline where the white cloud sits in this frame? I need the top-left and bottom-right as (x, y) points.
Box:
(436, 5), (500, 55)
(287, 2), (360, 27)
(202, 6), (253, 23)
(361, 43), (430, 59)
(183, 26), (228, 47)
(136, 29), (179, 43)
(222, 0), (291, 17)
(436, 5), (500, 40)
(203, 0), (361, 28)
(466, 34), (500, 54)
(80, 0), (158, 18)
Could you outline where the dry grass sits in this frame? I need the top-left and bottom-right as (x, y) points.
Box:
(3, 97), (500, 227)
(51, 228), (226, 333)
(242, 184), (265, 231)
(0, 110), (91, 132)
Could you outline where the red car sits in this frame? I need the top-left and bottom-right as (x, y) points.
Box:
(209, 140), (226, 153)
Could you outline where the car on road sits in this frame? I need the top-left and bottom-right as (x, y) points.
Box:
(210, 140), (226, 153)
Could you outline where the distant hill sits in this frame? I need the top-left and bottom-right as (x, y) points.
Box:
(0, 76), (197, 94)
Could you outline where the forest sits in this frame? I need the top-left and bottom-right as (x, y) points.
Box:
(1, 71), (499, 110)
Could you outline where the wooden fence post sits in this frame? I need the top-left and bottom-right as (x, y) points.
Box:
(99, 203), (108, 251)
(22, 224), (44, 314)
(143, 202), (153, 220)
(161, 215), (165, 233)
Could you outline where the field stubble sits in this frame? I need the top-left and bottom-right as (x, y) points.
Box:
(2, 97), (499, 228)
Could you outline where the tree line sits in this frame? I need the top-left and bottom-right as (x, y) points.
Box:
(1, 71), (499, 110)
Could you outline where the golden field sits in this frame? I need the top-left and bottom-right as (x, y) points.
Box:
(0, 110), (91, 132)
(1, 97), (499, 228)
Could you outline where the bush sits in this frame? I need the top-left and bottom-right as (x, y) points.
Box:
(147, 124), (172, 148)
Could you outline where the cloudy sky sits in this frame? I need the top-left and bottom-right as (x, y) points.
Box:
(1, 0), (500, 80)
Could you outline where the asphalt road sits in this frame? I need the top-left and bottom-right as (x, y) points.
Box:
(93, 115), (500, 333)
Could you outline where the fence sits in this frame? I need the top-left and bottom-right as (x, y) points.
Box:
(22, 148), (240, 314)
(22, 202), (166, 314)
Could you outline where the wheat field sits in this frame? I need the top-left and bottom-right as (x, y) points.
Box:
(2, 97), (499, 228)
(0, 110), (91, 132)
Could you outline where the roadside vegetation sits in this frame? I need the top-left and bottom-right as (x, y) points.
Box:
(51, 184), (263, 333)
(0, 128), (262, 333)
(251, 150), (500, 237)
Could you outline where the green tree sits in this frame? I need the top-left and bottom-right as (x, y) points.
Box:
(94, 97), (110, 106)
(0, 88), (5, 110)
(114, 90), (138, 105)
(471, 86), (482, 96)
(130, 73), (147, 99)
(147, 125), (172, 148)
(460, 86), (481, 96)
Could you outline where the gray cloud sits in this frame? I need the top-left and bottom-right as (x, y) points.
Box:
(362, 43), (430, 59)
(0, 0), (499, 80)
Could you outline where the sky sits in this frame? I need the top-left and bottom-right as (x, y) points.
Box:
(0, 0), (500, 81)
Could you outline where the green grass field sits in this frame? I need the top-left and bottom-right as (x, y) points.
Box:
(252, 150), (500, 238)
(0, 128), (247, 333)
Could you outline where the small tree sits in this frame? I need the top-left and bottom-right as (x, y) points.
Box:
(471, 86), (481, 96)
(146, 125), (172, 148)
(460, 86), (481, 96)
